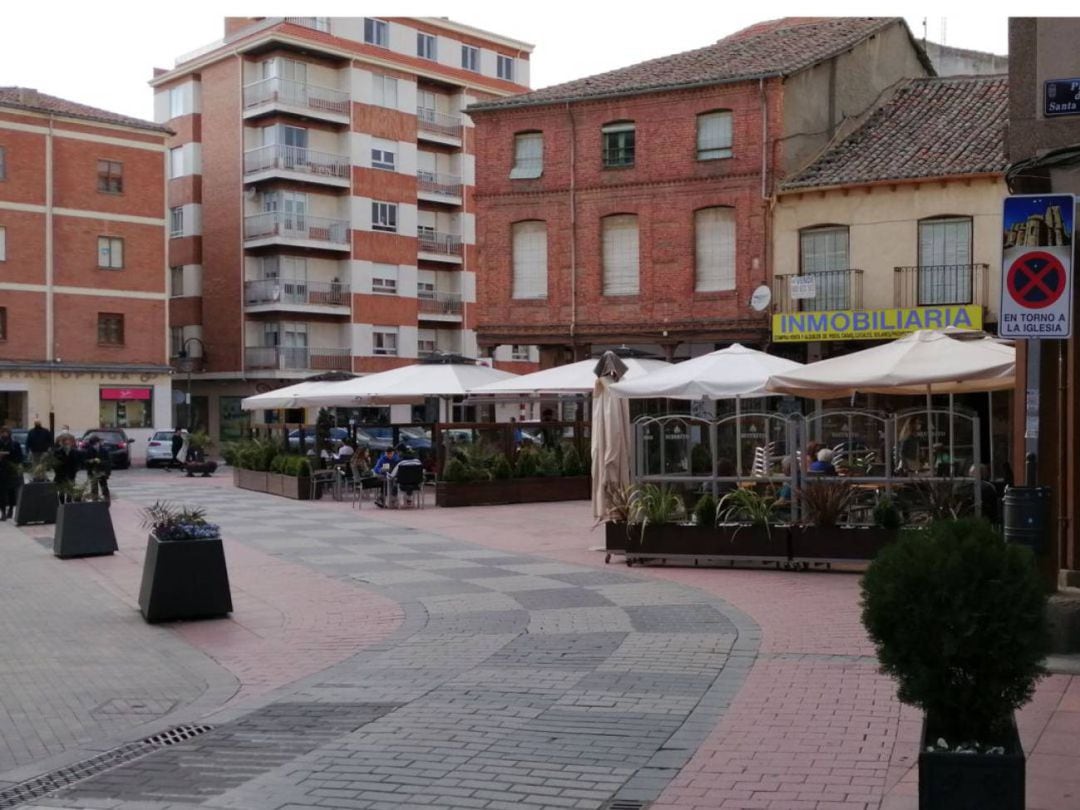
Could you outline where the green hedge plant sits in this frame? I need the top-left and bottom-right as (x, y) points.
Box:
(693, 493), (718, 527)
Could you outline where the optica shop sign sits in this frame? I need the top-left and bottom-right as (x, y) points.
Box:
(771, 305), (982, 342)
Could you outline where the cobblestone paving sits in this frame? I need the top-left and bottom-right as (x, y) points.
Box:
(26, 479), (759, 810)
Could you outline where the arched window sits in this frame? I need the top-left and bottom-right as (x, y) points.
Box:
(697, 110), (733, 160)
(510, 131), (543, 179)
(602, 214), (639, 295)
(695, 207), (736, 292)
(512, 220), (547, 299)
(601, 121), (635, 168)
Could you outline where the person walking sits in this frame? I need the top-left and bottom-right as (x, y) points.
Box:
(52, 432), (81, 501)
(83, 436), (112, 503)
(25, 419), (54, 478)
(168, 428), (185, 470)
(0, 427), (25, 520)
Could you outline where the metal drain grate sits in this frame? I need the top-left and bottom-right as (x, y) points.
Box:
(601, 801), (651, 810)
(0, 723), (213, 809)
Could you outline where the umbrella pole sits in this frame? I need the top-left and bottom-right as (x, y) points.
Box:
(987, 390), (994, 479)
(735, 396), (742, 482)
(949, 393), (955, 477)
(925, 385), (932, 473)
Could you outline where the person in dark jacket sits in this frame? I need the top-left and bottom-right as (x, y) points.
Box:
(0, 427), (25, 520)
(83, 436), (112, 502)
(169, 428), (185, 469)
(52, 432), (82, 501)
(25, 420), (54, 476)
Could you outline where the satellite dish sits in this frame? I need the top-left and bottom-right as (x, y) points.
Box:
(750, 285), (772, 312)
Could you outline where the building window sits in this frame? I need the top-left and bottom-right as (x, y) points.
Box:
(919, 216), (973, 305)
(602, 214), (639, 296)
(99, 386), (152, 429)
(512, 220), (548, 299)
(371, 264), (398, 294)
(0, 307), (6, 341)
(0, 226), (5, 262)
(97, 160), (123, 193)
(602, 121), (635, 168)
(695, 207), (736, 292)
(417, 32), (436, 60)
(497, 55), (515, 81)
(170, 207), (184, 237)
(169, 87), (185, 118)
(510, 344), (530, 361)
(417, 280), (435, 299)
(373, 329), (398, 356)
(97, 236), (124, 269)
(170, 266), (184, 297)
(371, 139), (396, 170)
(364, 18), (389, 47)
(0, 146), (6, 180)
(371, 202), (398, 232)
(169, 147), (184, 179)
(372, 74), (398, 109)
(461, 45), (480, 72)
(97, 313), (125, 345)
(697, 111), (733, 160)
(418, 330), (436, 356)
(510, 132), (542, 179)
(170, 326), (183, 357)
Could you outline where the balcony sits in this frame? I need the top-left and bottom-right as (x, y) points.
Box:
(894, 264), (990, 309)
(244, 212), (350, 252)
(242, 77), (350, 125)
(283, 16), (330, 31)
(243, 144), (350, 188)
(244, 279), (351, 315)
(245, 346), (351, 372)
(416, 107), (462, 145)
(417, 230), (463, 264)
(774, 269), (864, 312)
(417, 171), (463, 205)
(418, 291), (464, 321)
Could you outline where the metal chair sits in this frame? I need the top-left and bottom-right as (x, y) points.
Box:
(393, 463), (426, 509)
(309, 469), (338, 500)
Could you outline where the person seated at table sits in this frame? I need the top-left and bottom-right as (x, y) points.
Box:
(775, 456), (794, 503)
(373, 445), (400, 477)
(808, 448), (837, 476)
(804, 441), (824, 473)
(384, 448), (424, 507)
(334, 440), (355, 464)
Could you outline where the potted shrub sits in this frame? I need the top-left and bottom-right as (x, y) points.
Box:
(183, 431), (218, 477)
(15, 457), (58, 526)
(861, 519), (1049, 810)
(53, 480), (117, 559)
(231, 439), (276, 492)
(137, 501), (232, 623)
(277, 455), (312, 500)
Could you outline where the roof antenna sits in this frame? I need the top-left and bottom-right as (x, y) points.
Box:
(921, 17), (927, 46)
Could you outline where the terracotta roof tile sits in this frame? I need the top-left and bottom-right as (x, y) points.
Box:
(0, 87), (168, 134)
(781, 75), (1008, 190)
(470, 17), (916, 111)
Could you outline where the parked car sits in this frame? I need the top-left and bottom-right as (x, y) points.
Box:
(146, 430), (178, 468)
(363, 426), (432, 451)
(287, 427), (350, 450)
(78, 429), (131, 469)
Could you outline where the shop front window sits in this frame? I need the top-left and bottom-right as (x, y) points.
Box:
(100, 387), (153, 428)
(219, 396), (251, 442)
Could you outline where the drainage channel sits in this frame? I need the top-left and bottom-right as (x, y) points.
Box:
(0, 724), (213, 809)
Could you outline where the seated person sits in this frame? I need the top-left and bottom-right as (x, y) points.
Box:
(808, 448), (838, 476)
(351, 447), (373, 477)
(775, 456), (794, 503)
(375, 447), (422, 508)
(373, 446), (400, 477)
(804, 441), (824, 473)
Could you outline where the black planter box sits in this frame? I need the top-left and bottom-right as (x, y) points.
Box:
(790, 526), (898, 562)
(138, 534), (233, 623)
(605, 521), (628, 551)
(184, 461), (218, 477)
(53, 501), (117, 558)
(624, 523), (789, 564)
(14, 481), (58, 526)
(435, 476), (590, 507)
(919, 714), (1024, 810)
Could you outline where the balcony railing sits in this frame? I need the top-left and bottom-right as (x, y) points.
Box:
(418, 291), (464, 316)
(417, 230), (463, 257)
(243, 77), (350, 118)
(416, 107), (462, 138)
(245, 346), (351, 371)
(244, 279), (350, 308)
(417, 171), (463, 199)
(894, 264), (989, 308)
(244, 212), (350, 246)
(774, 269), (864, 312)
(283, 16), (330, 31)
(243, 144), (349, 180)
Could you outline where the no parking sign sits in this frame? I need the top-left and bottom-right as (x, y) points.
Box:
(1000, 194), (1075, 339)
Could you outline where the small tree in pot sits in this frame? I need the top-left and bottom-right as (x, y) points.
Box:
(860, 519), (1049, 810)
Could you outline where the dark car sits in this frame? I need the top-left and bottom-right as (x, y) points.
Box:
(287, 427), (350, 450)
(79, 429), (131, 469)
(363, 426), (432, 451)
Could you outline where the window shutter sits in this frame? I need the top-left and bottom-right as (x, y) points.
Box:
(603, 215), (640, 296)
(695, 208), (735, 292)
(512, 221), (548, 299)
(510, 133), (543, 179)
(800, 227), (848, 275)
(697, 111), (733, 159)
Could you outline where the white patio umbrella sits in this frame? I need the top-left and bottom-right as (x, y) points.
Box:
(240, 378), (352, 411)
(470, 357), (670, 397)
(591, 353), (633, 522)
(297, 359), (519, 407)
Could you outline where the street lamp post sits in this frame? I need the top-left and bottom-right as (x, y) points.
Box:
(176, 337), (207, 431)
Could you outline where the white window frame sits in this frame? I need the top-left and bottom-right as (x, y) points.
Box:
(170, 326), (183, 358)
(373, 328), (399, 356)
(97, 236), (124, 270)
(371, 202), (398, 232)
(371, 264), (399, 295)
(371, 139), (396, 171)
(602, 121), (636, 168)
(417, 330), (437, 356)
(918, 216), (973, 305)
(497, 55), (515, 81)
(695, 207), (737, 293)
(417, 32), (437, 60)
(169, 147), (184, 179)
(602, 214), (640, 296)
(461, 45), (480, 72)
(169, 207), (184, 238)
(510, 344), (530, 361)
(512, 220), (548, 300)
(510, 132), (543, 179)
(170, 266), (184, 297)
(417, 280), (435, 299)
(169, 87), (184, 119)
(0, 226), (5, 262)
(697, 110), (734, 160)
(364, 18), (389, 47)
(372, 74), (398, 109)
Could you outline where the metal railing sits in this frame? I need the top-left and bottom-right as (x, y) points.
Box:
(243, 77), (350, 118)
(417, 230), (464, 257)
(243, 144), (349, 180)
(417, 170), (463, 199)
(245, 346), (351, 371)
(244, 279), (351, 307)
(244, 212), (350, 246)
(284, 16), (330, 31)
(416, 107), (462, 138)
(894, 264), (989, 308)
(417, 291), (464, 316)
(774, 269), (864, 312)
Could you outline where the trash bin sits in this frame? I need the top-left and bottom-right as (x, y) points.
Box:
(1002, 486), (1051, 554)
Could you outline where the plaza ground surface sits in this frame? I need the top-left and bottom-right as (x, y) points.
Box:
(0, 469), (1075, 810)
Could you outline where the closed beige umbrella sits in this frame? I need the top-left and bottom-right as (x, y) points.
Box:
(591, 352), (632, 522)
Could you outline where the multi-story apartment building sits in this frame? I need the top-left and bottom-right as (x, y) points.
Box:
(0, 88), (171, 459)
(469, 17), (933, 367)
(150, 16), (532, 438)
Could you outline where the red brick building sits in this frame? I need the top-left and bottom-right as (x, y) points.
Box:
(150, 16), (532, 437)
(469, 17), (933, 365)
(0, 88), (171, 457)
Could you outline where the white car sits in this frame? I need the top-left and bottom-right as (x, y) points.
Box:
(146, 431), (179, 467)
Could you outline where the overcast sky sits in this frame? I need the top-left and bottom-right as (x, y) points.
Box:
(0, 1), (1036, 123)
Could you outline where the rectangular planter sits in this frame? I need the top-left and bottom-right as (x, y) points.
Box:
(15, 481), (58, 526)
(138, 533), (233, 623)
(790, 526), (897, 562)
(624, 523), (789, 561)
(605, 521), (628, 551)
(266, 472), (286, 497)
(919, 714), (1024, 810)
(54, 501), (117, 558)
(234, 469), (269, 493)
(435, 476), (590, 507)
(267, 473), (311, 500)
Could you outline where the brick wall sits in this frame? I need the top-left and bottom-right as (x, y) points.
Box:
(53, 294), (166, 364)
(51, 139), (165, 218)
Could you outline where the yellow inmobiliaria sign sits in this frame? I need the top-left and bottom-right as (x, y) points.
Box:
(771, 305), (983, 342)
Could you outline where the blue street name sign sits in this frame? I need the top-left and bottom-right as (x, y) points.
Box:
(1044, 79), (1080, 117)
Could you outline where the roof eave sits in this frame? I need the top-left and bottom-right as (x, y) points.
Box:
(0, 101), (170, 136)
(778, 170), (1005, 195)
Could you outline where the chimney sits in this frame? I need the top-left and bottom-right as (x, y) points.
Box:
(18, 88), (39, 105)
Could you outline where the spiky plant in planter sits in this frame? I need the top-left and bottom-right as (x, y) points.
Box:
(140, 501), (221, 541)
(628, 484), (684, 530)
(799, 479), (854, 528)
(717, 488), (778, 528)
